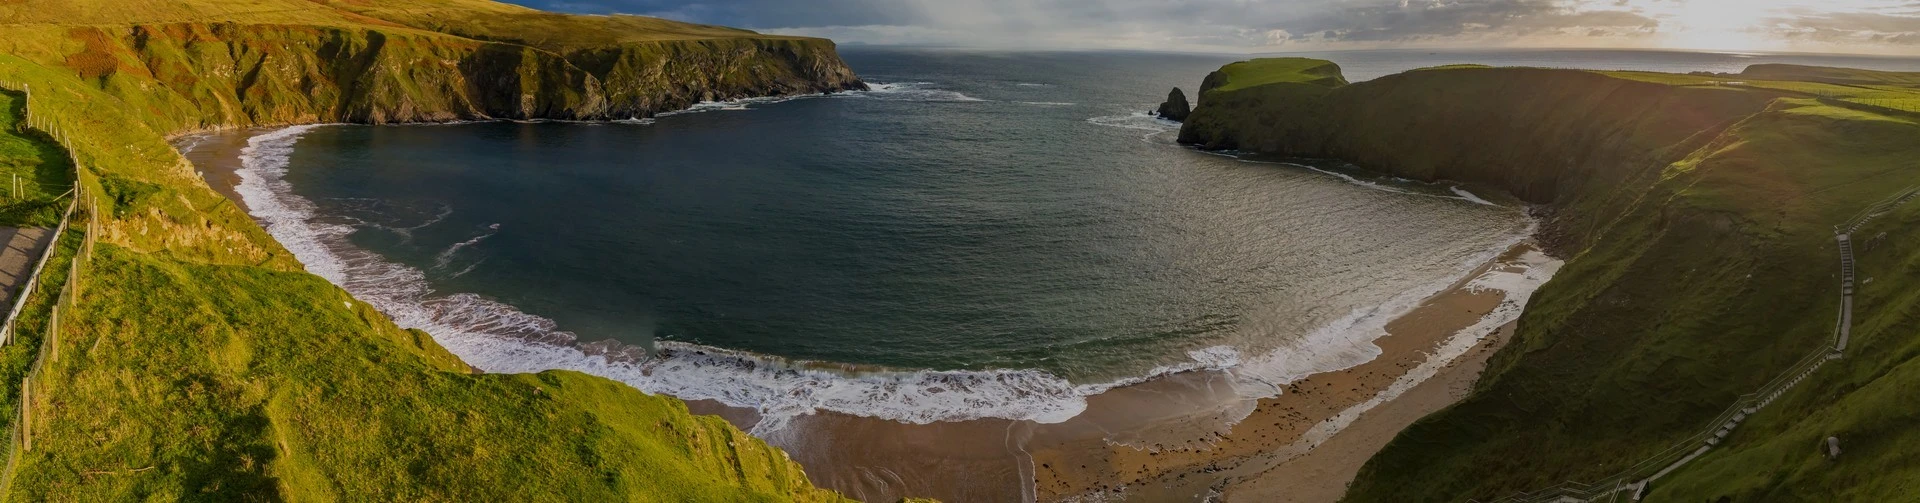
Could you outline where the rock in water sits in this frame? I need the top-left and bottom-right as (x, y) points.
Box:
(1156, 87), (1191, 122)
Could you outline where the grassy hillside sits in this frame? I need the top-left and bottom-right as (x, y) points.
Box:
(0, 0), (862, 127)
(0, 1), (863, 500)
(1179, 59), (1920, 501)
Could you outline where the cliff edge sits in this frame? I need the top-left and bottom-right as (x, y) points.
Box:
(0, 0), (868, 500)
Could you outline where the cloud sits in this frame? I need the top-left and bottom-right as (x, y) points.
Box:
(501, 0), (1920, 53)
(1270, 0), (1658, 43)
(1759, 10), (1920, 44)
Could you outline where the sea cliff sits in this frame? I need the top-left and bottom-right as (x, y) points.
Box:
(1179, 59), (1920, 501)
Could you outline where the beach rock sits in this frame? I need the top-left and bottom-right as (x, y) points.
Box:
(1156, 87), (1191, 122)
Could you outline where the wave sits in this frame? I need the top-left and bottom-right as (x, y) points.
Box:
(1085, 111), (1180, 132)
(1015, 101), (1076, 106)
(434, 223), (500, 269)
(1015, 83), (1053, 87)
(1085, 111), (1182, 143)
(1287, 245), (1560, 452)
(654, 95), (811, 117)
(1210, 154), (1507, 208)
(1450, 186), (1497, 206)
(849, 82), (986, 102)
(649, 82), (984, 120)
(235, 125), (1543, 436)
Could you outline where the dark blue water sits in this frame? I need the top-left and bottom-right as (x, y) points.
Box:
(204, 48), (1917, 425)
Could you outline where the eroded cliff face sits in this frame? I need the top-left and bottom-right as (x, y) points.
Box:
(23, 22), (865, 129)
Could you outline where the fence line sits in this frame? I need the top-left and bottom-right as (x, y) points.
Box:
(0, 80), (83, 348)
(0, 78), (98, 497)
(1479, 185), (1920, 503)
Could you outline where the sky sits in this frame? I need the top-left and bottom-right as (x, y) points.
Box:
(507, 0), (1920, 54)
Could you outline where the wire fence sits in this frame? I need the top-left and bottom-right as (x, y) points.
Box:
(0, 79), (98, 496)
(1478, 186), (1920, 503)
(0, 80), (81, 209)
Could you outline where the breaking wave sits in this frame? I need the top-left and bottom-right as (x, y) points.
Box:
(850, 82), (987, 102)
(234, 124), (1544, 436)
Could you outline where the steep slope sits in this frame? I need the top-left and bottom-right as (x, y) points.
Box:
(0, 0), (864, 500)
(1179, 59), (1920, 501)
(0, 0), (862, 127)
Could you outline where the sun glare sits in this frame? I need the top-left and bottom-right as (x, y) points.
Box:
(1628, 0), (1903, 52)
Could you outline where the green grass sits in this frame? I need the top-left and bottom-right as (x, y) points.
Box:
(0, 0), (865, 500)
(0, 91), (72, 227)
(1202, 57), (1348, 94)
(1654, 194), (1920, 500)
(1179, 58), (1920, 502)
(7, 246), (846, 501)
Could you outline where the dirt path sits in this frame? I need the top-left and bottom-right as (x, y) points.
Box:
(0, 227), (53, 307)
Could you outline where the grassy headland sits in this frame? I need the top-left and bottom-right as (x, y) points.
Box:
(1179, 58), (1920, 501)
(0, 0), (865, 500)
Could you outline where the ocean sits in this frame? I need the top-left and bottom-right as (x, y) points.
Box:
(184, 48), (1920, 432)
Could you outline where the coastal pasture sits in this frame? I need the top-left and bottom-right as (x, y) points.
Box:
(0, 90), (71, 227)
(1348, 98), (1920, 501)
(1180, 61), (1920, 501)
(1654, 148), (1920, 500)
(1202, 58), (1349, 94)
(4, 245), (842, 501)
(0, 225), (79, 478)
(0, 5), (859, 498)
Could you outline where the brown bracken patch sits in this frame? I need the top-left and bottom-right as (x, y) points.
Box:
(63, 27), (138, 81)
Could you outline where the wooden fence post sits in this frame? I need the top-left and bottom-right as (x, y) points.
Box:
(20, 376), (29, 452)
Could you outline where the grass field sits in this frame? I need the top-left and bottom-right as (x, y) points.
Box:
(0, 91), (71, 227)
(1179, 57), (1920, 502)
(0, 0), (860, 500)
(1201, 57), (1349, 94)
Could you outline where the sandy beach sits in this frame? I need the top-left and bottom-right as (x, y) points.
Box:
(689, 242), (1555, 503)
(182, 129), (1559, 503)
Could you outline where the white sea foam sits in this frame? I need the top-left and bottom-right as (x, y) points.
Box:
(1288, 244), (1561, 452)
(1085, 111), (1180, 132)
(236, 125), (1546, 436)
(1015, 83), (1054, 87)
(434, 223), (500, 269)
(1085, 111), (1182, 143)
(850, 82), (987, 102)
(651, 82), (983, 119)
(236, 125), (1206, 432)
(1451, 186), (1497, 206)
(655, 95), (810, 117)
(1016, 101), (1077, 106)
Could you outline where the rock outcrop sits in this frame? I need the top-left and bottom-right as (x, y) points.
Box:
(1155, 87), (1190, 121)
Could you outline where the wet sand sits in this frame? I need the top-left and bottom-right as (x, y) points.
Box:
(174, 130), (257, 211)
(690, 243), (1552, 503)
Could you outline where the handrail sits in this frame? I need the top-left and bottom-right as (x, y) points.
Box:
(1479, 184), (1913, 503)
(0, 78), (97, 496)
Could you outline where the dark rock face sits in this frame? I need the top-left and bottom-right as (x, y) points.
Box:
(1155, 87), (1191, 122)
